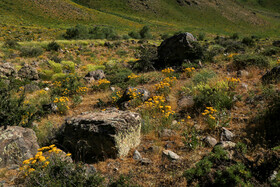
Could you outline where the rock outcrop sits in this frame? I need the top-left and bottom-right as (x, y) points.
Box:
(57, 109), (141, 163)
(84, 69), (105, 83)
(0, 63), (16, 78)
(0, 126), (39, 168)
(17, 64), (39, 80)
(156, 32), (203, 68)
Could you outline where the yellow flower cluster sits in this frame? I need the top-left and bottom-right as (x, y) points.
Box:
(128, 73), (140, 79)
(154, 77), (177, 91)
(162, 67), (174, 74)
(202, 107), (217, 120)
(128, 88), (144, 100)
(226, 77), (241, 83)
(143, 95), (175, 118)
(53, 96), (69, 104)
(20, 145), (71, 176)
(53, 81), (62, 87)
(98, 79), (110, 86)
(112, 91), (122, 103)
(76, 86), (88, 94)
(184, 67), (195, 72)
(228, 53), (238, 58)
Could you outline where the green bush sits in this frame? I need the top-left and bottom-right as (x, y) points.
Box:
(231, 33), (239, 40)
(61, 61), (75, 73)
(105, 66), (132, 88)
(128, 31), (141, 39)
(242, 36), (255, 47)
(51, 73), (66, 81)
(87, 64), (106, 72)
(3, 39), (20, 49)
(198, 32), (205, 41)
(48, 60), (62, 73)
(139, 26), (152, 39)
(0, 79), (38, 129)
(20, 46), (44, 57)
(22, 148), (104, 186)
(46, 41), (61, 51)
(131, 45), (157, 72)
(262, 46), (280, 56)
(233, 54), (269, 69)
(192, 69), (216, 85)
(63, 25), (89, 39)
(40, 70), (55, 81)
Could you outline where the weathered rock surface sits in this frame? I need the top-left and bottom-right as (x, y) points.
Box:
(215, 141), (236, 149)
(58, 109), (141, 163)
(84, 69), (105, 83)
(162, 150), (181, 160)
(0, 63), (16, 78)
(133, 150), (142, 161)
(17, 64), (39, 80)
(221, 127), (235, 141)
(203, 136), (218, 147)
(177, 95), (195, 111)
(0, 126), (39, 168)
(261, 65), (280, 84)
(156, 32), (202, 68)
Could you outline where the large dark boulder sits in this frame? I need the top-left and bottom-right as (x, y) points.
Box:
(57, 109), (141, 163)
(156, 32), (203, 69)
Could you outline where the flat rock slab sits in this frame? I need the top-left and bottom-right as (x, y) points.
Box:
(58, 109), (141, 163)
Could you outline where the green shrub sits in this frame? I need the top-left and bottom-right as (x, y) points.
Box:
(198, 32), (205, 41)
(3, 39), (20, 49)
(61, 61), (75, 73)
(0, 79), (38, 129)
(233, 54), (269, 69)
(21, 146), (104, 186)
(105, 66), (132, 88)
(139, 26), (152, 39)
(51, 73), (66, 81)
(231, 33), (239, 40)
(192, 69), (216, 85)
(262, 46), (280, 56)
(242, 36), (255, 47)
(128, 31), (141, 39)
(48, 60), (62, 73)
(20, 46), (43, 57)
(63, 25), (89, 39)
(183, 126), (201, 150)
(132, 45), (157, 72)
(46, 41), (61, 51)
(87, 64), (106, 72)
(40, 70), (55, 81)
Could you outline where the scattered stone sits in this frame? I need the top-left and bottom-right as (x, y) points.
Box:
(0, 63), (16, 78)
(42, 103), (58, 113)
(141, 158), (152, 165)
(241, 83), (248, 90)
(215, 141), (236, 149)
(84, 69), (105, 83)
(221, 127), (235, 141)
(57, 109), (141, 163)
(17, 64), (39, 80)
(133, 150), (142, 161)
(24, 83), (40, 92)
(203, 136), (218, 147)
(159, 129), (177, 138)
(172, 120), (178, 126)
(156, 32), (203, 68)
(162, 150), (181, 160)
(177, 96), (195, 111)
(110, 86), (116, 92)
(44, 87), (50, 91)
(84, 164), (97, 175)
(0, 126), (39, 168)
(237, 70), (249, 78)
(270, 170), (278, 181)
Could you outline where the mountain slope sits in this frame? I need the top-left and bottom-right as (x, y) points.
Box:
(0, 0), (279, 40)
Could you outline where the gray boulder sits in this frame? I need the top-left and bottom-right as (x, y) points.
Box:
(221, 127), (235, 141)
(18, 64), (39, 80)
(58, 109), (141, 163)
(162, 150), (181, 160)
(203, 136), (218, 147)
(0, 126), (39, 168)
(0, 63), (16, 78)
(84, 69), (105, 83)
(156, 32), (203, 68)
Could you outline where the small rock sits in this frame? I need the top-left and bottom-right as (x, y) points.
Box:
(141, 158), (152, 165)
(113, 168), (118, 172)
(172, 120), (178, 126)
(270, 170), (278, 181)
(177, 96), (195, 110)
(216, 141), (236, 149)
(203, 136), (217, 147)
(159, 129), (177, 138)
(110, 86), (116, 92)
(221, 127), (235, 141)
(44, 87), (50, 91)
(241, 83), (248, 90)
(84, 164), (97, 175)
(133, 150), (142, 161)
(162, 150), (181, 160)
